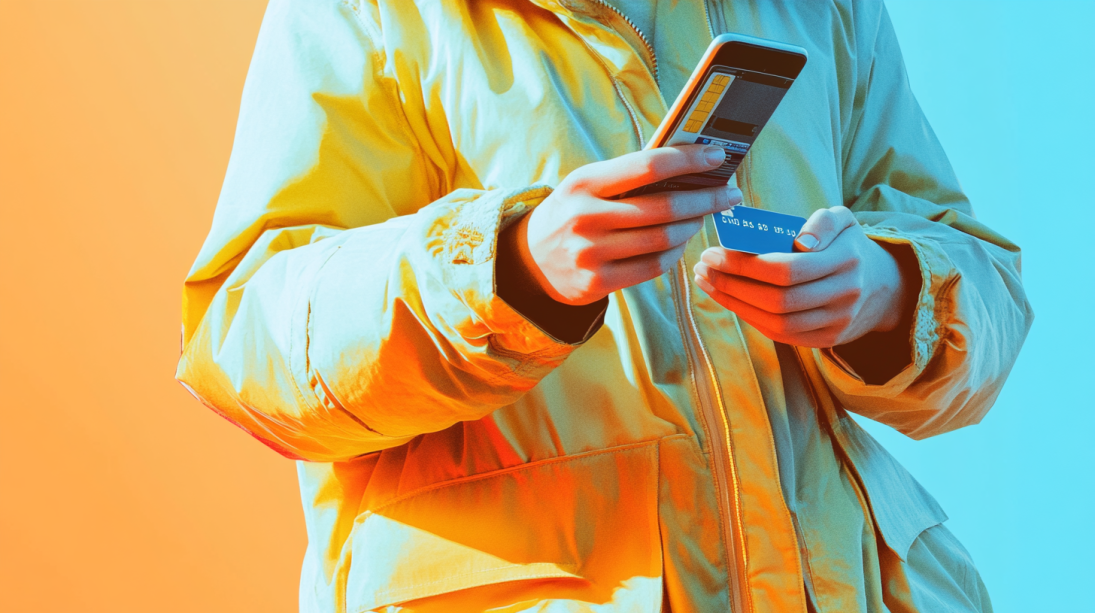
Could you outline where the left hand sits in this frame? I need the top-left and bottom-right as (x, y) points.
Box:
(692, 206), (915, 348)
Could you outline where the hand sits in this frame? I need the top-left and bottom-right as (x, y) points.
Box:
(508, 145), (742, 306)
(692, 206), (916, 348)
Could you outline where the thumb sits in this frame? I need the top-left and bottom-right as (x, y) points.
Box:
(794, 206), (857, 252)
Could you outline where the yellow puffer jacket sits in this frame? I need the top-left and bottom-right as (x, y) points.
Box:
(176, 1), (1033, 611)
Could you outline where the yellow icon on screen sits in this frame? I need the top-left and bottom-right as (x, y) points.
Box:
(683, 74), (731, 133)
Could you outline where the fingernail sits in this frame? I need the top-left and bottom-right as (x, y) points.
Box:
(694, 262), (710, 277)
(704, 146), (726, 166)
(700, 249), (724, 266)
(729, 187), (743, 204)
(796, 233), (819, 251)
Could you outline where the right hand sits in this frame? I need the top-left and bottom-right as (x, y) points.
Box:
(511, 144), (741, 305)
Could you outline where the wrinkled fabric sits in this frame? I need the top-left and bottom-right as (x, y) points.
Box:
(175, 1), (1032, 611)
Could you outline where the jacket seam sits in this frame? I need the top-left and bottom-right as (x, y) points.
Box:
(665, 268), (736, 606)
(792, 346), (942, 560)
(290, 242), (344, 414)
(342, 0), (441, 199)
(839, 3), (886, 176)
(564, 19), (646, 149)
(298, 240), (391, 437)
(488, 339), (569, 378)
(791, 512), (820, 611)
(655, 436), (668, 606)
(356, 563), (581, 613)
(730, 316), (808, 612)
(368, 436), (681, 514)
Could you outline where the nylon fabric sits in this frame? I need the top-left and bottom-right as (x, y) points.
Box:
(176, 1), (1032, 611)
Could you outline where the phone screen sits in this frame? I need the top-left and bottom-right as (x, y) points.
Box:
(628, 44), (803, 196)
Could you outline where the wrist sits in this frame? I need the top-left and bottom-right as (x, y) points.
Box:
(872, 240), (920, 333)
(496, 212), (607, 344)
(506, 208), (573, 304)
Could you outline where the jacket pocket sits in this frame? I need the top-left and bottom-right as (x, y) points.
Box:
(344, 440), (664, 612)
(793, 346), (948, 561)
(831, 413), (948, 560)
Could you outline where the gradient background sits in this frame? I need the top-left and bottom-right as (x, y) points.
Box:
(0, 1), (1091, 611)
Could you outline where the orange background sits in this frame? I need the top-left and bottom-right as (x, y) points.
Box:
(0, 2), (304, 611)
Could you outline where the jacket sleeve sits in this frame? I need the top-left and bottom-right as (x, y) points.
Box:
(176, 0), (579, 462)
(813, 3), (1034, 439)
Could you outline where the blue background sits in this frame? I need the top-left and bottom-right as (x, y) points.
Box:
(859, 2), (1094, 611)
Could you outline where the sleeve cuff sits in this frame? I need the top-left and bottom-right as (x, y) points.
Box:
(432, 185), (590, 360)
(818, 227), (954, 397)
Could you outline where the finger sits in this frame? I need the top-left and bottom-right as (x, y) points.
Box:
(794, 206), (857, 252)
(596, 217), (706, 260)
(734, 317), (845, 349)
(603, 242), (689, 291)
(738, 318), (847, 349)
(693, 264), (859, 314)
(567, 145), (727, 198)
(693, 275), (845, 335)
(592, 185), (742, 229)
(699, 246), (847, 286)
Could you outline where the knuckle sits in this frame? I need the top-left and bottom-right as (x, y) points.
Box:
(568, 211), (595, 233)
(638, 158), (661, 179)
(713, 272), (731, 295)
(656, 228), (676, 250)
(664, 193), (688, 219)
(568, 239), (597, 266)
(644, 259), (666, 280)
(783, 314), (805, 333)
(773, 291), (796, 314)
(712, 188), (730, 209)
(564, 176), (593, 197)
(723, 255), (742, 276)
(583, 274), (607, 298)
(572, 246), (597, 268)
(709, 271), (729, 293)
(833, 261), (855, 279)
(770, 317), (791, 335)
(639, 229), (664, 252)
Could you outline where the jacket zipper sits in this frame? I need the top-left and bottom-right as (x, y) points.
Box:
(674, 259), (751, 613)
(581, 3), (750, 610)
(590, 0), (658, 83)
(703, 0), (729, 37)
(688, 3), (750, 612)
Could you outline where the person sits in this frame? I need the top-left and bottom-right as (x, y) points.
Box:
(175, 0), (1033, 611)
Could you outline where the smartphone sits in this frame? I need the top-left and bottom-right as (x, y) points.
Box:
(624, 33), (807, 196)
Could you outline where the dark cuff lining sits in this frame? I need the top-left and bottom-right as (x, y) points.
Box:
(495, 247), (608, 345)
(831, 240), (922, 385)
(832, 325), (913, 385)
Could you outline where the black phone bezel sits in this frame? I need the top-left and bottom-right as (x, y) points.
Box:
(712, 41), (807, 80)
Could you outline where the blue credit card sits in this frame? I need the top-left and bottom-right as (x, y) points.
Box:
(713, 206), (807, 254)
